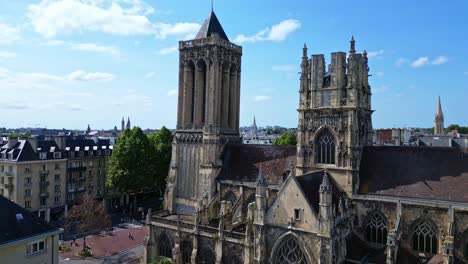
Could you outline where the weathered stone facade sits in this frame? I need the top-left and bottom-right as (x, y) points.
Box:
(145, 10), (468, 264)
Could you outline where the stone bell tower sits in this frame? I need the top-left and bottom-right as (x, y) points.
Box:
(296, 37), (372, 194)
(166, 10), (243, 214)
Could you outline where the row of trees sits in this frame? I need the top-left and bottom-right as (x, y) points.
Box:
(106, 126), (173, 210)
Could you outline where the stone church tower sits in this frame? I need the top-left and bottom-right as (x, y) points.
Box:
(296, 37), (372, 194)
(166, 10), (242, 214)
(434, 96), (444, 135)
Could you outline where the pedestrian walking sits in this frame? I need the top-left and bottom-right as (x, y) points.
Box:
(73, 236), (76, 246)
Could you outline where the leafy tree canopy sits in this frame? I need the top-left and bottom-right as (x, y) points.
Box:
(8, 132), (32, 138)
(446, 124), (468, 134)
(106, 127), (158, 193)
(272, 132), (297, 146)
(148, 126), (173, 191)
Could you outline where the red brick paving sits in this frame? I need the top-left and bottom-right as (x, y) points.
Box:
(60, 227), (145, 259)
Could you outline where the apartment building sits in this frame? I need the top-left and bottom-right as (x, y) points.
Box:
(0, 138), (67, 222)
(61, 137), (112, 204)
(0, 135), (113, 222)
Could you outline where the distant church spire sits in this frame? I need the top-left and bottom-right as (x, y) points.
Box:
(434, 96), (444, 135)
(350, 35), (356, 54)
(126, 117), (131, 129)
(252, 115), (258, 139)
(121, 117), (125, 132)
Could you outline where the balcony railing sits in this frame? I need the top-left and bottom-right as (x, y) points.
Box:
(39, 170), (49, 175)
(39, 181), (49, 187)
(5, 171), (13, 176)
(4, 184), (14, 189)
(40, 192), (49, 198)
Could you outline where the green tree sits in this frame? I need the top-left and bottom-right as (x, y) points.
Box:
(106, 127), (158, 209)
(148, 126), (173, 193)
(8, 132), (32, 138)
(446, 124), (468, 134)
(272, 132), (297, 146)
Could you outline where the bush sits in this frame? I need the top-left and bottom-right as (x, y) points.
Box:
(78, 248), (92, 257)
(150, 258), (173, 264)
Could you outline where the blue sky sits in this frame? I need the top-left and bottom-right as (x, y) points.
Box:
(0, 0), (466, 130)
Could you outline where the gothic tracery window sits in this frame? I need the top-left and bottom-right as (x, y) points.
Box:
(412, 220), (438, 254)
(159, 233), (173, 259)
(366, 212), (388, 245)
(273, 235), (308, 264)
(223, 190), (237, 205)
(316, 129), (336, 165)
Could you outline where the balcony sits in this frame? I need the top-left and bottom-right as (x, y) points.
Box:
(39, 170), (49, 175)
(40, 192), (49, 198)
(4, 183), (14, 189)
(39, 181), (49, 187)
(5, 171), (13, 176)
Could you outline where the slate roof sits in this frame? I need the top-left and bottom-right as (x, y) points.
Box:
(358, 146), (468, 203)
(195, 11), (229, 41)
(217, 144), (296, 185)
(345, 232), (386, 263)
(295, 171), (342, 212)
(0, 195), (60, 245)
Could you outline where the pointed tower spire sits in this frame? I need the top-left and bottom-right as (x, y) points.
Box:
(252, 115), (258, 139)
(195, 9), (229, 41)
(319, 171), (332, 193)
(121, 117), (125, 132)
(350, 35), (356, 54)
(126, 117), (131, 129)
(434, 96), (445, 135)
(302, 43), (308, 59)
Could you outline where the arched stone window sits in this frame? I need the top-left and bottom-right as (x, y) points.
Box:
(159, 233), (173, 259)
(273, 235), (308, 264)
(412, 220), (438, 254)
(181, 240), (192, 264)
(316, 128), (335, 165)
(196, 60), (207, 126)
(366, 212), (388, 245)
(223, 190), (237, 205)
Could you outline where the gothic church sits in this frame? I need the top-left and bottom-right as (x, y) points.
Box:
(144, 10), (468, 264)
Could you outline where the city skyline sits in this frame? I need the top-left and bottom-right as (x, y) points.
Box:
(0, 0), (467, 130)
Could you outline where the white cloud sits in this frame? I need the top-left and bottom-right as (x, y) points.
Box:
(69, 42), (120, 57)
(28, 0), (155, 38)
(254, 95), (272, 102)
(154, 23), (200, 39)
(272, 65), (295, 72)
(0, 51), (17, 59)
(411, 57), (429, 67)
(67, 70), (115, 81)
(235, 19), (301, 43)
(145, 72), (156, 78)
(42, 40), (120, 57)
(411, 56), (449, 68)
(28, 0), (200, 40)
(395, 57), (409, 67)
(464, 71), (468, 75)
(366, 50), (384, 59)
(431, 56), (448, 65)
(158, 46), (178, 55)
(167, 89), (177, 96)
(0, 23), (20, 44)
(375, 72), (384, 77)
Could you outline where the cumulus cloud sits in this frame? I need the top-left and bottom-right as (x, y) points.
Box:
(464, 71), (468, 75)
(235, 19), (301, 43)
(0, 23), (20, 44)
(42, 40), (120, 57)
(366, 50), (384, 59)
(373, 84), (390, 94)
(67, 70), (115, 81)
(411, 56), (449, 67)
(375, 72), (384, 77)
(167, 89), (177, 96)
(272, 65), (295, 72)
(145, 72), (156, 78)
(0, 51), (17, 59)
(254, 95), (272, 102)
(27, 0), (200, 40)
(158, 46), (178, 55)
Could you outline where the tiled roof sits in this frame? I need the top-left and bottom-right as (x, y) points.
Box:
(0, 195), (60, 245)
(218, 144), (296, 185)
(359, 146), (468, 202)
(195, 11), (229, 41)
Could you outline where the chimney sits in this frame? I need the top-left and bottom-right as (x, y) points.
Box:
(7, 138), (18, 149)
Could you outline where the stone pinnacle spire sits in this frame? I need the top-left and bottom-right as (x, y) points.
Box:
(434, 96), (445, 135)
(350, 35), (356, 54)
(319, 171), (332, 193)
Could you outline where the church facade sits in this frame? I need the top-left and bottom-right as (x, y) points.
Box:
(144, 11), (468, 264)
